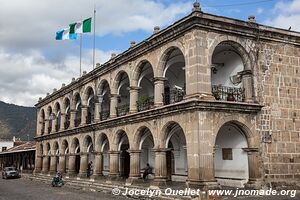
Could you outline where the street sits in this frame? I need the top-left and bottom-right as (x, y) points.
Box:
(0, 178), (127, 200)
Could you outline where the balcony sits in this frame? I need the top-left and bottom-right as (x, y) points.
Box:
(116, 104), (130, 117)
(137, 96), (154, 112)
(100, 110), (110, 121)
(163, 89), (185, 105)
(64, 121), (70, 129)
(212, 85), (244, 102)
(75, 118), (81, 127)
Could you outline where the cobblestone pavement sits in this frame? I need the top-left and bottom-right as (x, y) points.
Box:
(1, 177), (299, 200)
(0, 178), (128, 200)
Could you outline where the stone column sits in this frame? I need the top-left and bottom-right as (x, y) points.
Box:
(34, 155), (42, 174)
(51, 117), (57, 133)
(127, 150), (141, 183)
(67, 154), (76, 177)
(94, 95), (103, 123)
(92, 152), (103, 179)
(58, 154), (66, 173)
(110, 94), (118, 118)
(49, 155), (57, 174)
(69, 110), (76, 128)
(78, 153), (88, 178)
(240, 70), (254, 103)
(109, 151), (120, 177)
(152, 148), (168, 187)
(60, 113), (66, 131)
(129, 87), (140, 113)
(81, 106), (88, 126)
(44, 120), (49, 135)
(243, 148), (263, 189)
(42, 156), (49, 174)
(153, 77), (166, 107)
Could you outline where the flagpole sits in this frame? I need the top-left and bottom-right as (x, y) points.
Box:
(80, 33), (82, 76)
(93, 5), (96, 70)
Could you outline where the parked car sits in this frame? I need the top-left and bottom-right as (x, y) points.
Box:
(2, 167), (20, 179)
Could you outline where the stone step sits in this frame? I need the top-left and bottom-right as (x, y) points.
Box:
(28, 175), (198, 200)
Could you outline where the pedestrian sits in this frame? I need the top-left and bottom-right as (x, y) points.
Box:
(87, 161), (93, 178)
(142, 163), (152, 181)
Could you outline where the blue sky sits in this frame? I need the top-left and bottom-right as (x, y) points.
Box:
(0, 0), (299, 106)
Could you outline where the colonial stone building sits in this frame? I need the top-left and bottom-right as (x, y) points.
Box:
(34, 2), (300, 189)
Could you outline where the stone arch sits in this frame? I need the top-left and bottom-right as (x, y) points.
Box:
(61, 139), (69, 154)
(52, 141), (59, 154)
(160, 120), (185, 148)
(98, 79), (111, 95)
(213, 119), (256, 187)
(84, 86), (95, 104)
(157, 44), (186, 77)
(210, 39), (256, 102)
(83, 135), (93, 153)
(112, 70), (130, 94)
(213, 117), (258, 148)
(44, 142), (51, 155)
(112, 129), (130, 151)
(132, 59), (155, 85)
(95, 133), (110, 152)
(160, 121), (188, 181)
(63, 97), (71, 129)
(209, 39), (255, 71)
(132, 125), (155, 150)
(72, 93), (82, 127)
(70, 137), (80, 154)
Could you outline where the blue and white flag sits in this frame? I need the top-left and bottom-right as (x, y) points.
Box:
(56, 29), (77, 40)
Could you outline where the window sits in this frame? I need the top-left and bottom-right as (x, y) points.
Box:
(2, 147), (7, 152)
(222, 148), (233, 160)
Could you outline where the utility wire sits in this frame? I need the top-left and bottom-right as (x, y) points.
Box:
(202, 0), (276, 8)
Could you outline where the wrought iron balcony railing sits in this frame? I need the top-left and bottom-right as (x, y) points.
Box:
(74, 118), (81, 127)
(116, 104), (130, 117)
(163, 89), (185, 105)
(64, 121), (70, 130)
(137, 96), (154, 112)
(100, 110), (110, 121)
(212, 85), (244, 102)
(48, 127), (52, 134)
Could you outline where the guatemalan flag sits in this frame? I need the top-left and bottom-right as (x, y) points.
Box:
(56, 29), (77, 40)
(56, 17), (91, 40)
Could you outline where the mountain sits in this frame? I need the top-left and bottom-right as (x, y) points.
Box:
(0, 101), (36, 140)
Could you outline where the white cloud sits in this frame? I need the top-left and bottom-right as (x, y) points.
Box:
(264, 0), (300, 31)
(0, 0), (192, 106)
(0, 48), (112, 106)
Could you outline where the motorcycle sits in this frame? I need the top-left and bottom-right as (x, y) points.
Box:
(51, 175), (64, 187)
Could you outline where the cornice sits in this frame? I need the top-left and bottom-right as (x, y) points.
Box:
(35, 100), (263, 141)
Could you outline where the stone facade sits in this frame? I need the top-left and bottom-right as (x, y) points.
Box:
(34, 5), (300, 189)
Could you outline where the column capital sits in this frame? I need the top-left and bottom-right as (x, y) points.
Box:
(153, 77), (167, 82)
(153, 148), (170, 153)
(127, 149), (142, 154)
(109, 150), (120, 155)
(110, 94), (119, 98)
(93, 151), (103, 156)
(242, 147), (260, 154)
(128, 86), (141, 91)
(80, 152), (89, 156)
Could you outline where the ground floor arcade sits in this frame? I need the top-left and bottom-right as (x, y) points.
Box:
(34, 111), (262, 189)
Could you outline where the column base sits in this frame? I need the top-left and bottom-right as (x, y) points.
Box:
(151, 178), (167, 188)
(187, 179), (220, 190)
(92, 173), (105, 180)
(33, 169), (42, 174)
(244, 179), (263, 189)
(126, 176), (141, 185)
(66, 171), (77, 178)
(78, 172), (88, 179)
